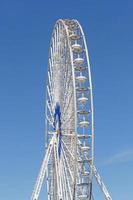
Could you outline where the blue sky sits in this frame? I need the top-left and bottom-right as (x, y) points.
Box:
(0, 0), (133, 199)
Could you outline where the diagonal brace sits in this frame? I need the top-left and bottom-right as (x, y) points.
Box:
(31, 137), (54, 200)
(93, 165), (112, 200)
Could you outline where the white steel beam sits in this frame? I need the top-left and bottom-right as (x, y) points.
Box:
(31, 137), (54, 200)
(93, 165), (112, 200)
(61, 144), (74, 183)
(61, 151), (73, 200)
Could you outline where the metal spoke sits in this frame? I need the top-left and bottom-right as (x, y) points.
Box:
(46, 100), (54, 119)
(62, 138), (75, 161)
(61, 148), (73, 200)
(61, 144), (74, 183)
(46, 115), (54, 128)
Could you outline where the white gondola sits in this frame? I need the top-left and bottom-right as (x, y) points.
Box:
(81, 146), (90, 151)
(79, 194), (88, 199)
(72, 43), (83, 52)
(77, 158), (92, 163)
(79, 120), (90, 127)
(77, 182), (89, 186)
(76, 75), (87, 82)
(69, 34), (81, 40)
(78, 96), (88, 104)
(77, 87), (89, 92)
(82, 171), (90, 176)
(68, 24), (78, 31)
(77, 110), (90, 115)
(73, 57), (84, 65)
(77, 134), (91, 139)
(74, 66), (87, 71)
(65, 19), (76, 26)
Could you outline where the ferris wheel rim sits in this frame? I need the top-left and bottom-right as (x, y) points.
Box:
(45, 18), (95, 199)
(74, 19), (95, 176)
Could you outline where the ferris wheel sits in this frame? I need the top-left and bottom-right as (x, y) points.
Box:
(31, 19), (112, 200)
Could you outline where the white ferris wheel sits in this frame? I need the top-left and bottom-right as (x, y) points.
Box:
(31, 19), (112, 200)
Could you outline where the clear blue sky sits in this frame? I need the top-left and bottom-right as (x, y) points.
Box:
(0, 0), (133, 199)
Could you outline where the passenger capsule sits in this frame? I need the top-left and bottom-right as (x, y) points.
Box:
(78, 194), (88, 199)
(77, 182), (89, 186)
(77, 110), (90, 115)
(77, 87), (89, 92)
(68, 25), (78, 31)
(77, 134), (91, 139)
(79, 121), (90, 127)
(81, 171), (90, 176)
(65, 20), (76, 26)
(73, 57), (84, 65)
(74, 66), (87, 71)
(81, 146), (90, 151)
(78, 96), (88, 103)
(69, 34), (81, 40)
(72, 44), (83, 53)
(76, 75), (87, 82)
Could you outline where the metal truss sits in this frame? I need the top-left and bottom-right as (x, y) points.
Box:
(31, 137), (112, 200)
(31, 138), (54, 200)
(93, 166), (112, 200)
